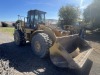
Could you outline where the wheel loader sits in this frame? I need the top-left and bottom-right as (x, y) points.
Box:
(14, 9), (93, 69)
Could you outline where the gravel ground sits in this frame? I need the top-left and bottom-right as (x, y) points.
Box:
(86, 32), (100, 75)
(0, 32), (100, 75)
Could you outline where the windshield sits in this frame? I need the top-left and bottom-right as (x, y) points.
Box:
(35, 13), (45, 24)
(38, 13), (45, 23)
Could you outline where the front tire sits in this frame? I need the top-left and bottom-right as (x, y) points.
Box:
(31, 33), (52, 58)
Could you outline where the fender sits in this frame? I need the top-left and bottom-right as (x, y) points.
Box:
(32, 25), (56, 44)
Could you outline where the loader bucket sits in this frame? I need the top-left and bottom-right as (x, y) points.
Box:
(50, 34), (93, 69)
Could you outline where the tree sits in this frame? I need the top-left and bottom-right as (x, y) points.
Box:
(83, 0), (100, 29)
(1, 22), (8, 27)
(58, 5), (79, 29)
(15, 20), (23, 24)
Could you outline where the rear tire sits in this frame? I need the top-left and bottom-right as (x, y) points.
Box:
(14, 30), (26, 46)
(31, 33), (52, 58)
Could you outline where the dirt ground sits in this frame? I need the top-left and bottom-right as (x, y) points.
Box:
(0, 31), (100, 75)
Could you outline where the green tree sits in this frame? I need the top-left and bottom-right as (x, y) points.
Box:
(83, 0), (100, 28)
(1, 22), (8, 27)
(58, 5), (78, 29)
(15, 20), (23, 24)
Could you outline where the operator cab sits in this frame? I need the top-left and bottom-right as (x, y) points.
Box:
(27, 10), (46, 29)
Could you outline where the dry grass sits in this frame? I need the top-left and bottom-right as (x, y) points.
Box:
(0, 27), (14, 36)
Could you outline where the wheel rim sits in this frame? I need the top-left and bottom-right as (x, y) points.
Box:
(34, 41), (41, 53)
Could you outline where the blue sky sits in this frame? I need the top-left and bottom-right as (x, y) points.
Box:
(0, 0), (93, 21)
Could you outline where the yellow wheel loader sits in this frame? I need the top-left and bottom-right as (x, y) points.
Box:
(14, 9), (93, 69)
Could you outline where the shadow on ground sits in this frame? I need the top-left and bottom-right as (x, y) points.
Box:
(86, 31), (100, 43)
(0, 42), (93, 75)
